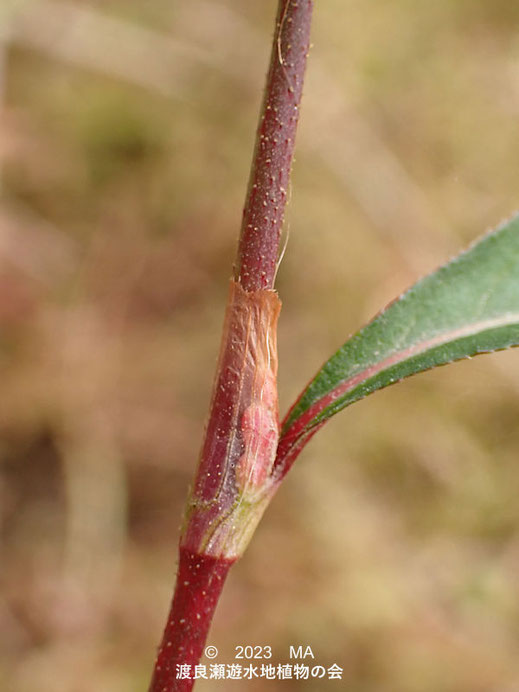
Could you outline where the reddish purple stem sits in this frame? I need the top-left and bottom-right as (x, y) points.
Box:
(148, 549), (234, 692)
(148, 3), (313, 690)
(236, 0), (313, 290)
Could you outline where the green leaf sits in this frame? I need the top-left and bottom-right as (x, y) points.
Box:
(276, 213), (519, 471)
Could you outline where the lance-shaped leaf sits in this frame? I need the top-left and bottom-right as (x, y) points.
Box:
(276, 213), (519, 473)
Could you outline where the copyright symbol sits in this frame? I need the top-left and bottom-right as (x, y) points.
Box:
(205, 645), (218, 659)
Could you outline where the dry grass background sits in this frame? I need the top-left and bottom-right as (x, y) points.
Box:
(1, 1), (519, 690)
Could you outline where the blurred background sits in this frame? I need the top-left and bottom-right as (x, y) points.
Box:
(1, 1), (519, 690)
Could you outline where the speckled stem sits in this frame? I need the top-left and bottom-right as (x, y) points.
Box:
(148, 548), (233, 692)
(236, 0), (313, 290)
(148, 3), (313, 690)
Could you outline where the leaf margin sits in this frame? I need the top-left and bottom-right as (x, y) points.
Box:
(275, 212), (519, 472)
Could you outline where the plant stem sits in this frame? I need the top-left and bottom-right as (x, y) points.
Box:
(236, 0), (314, 290)
(148, 3), (313, 690)
(148, 548), (233, 692)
